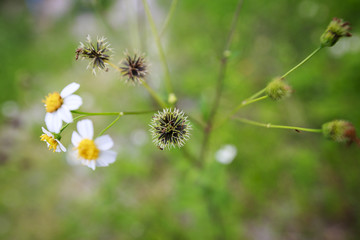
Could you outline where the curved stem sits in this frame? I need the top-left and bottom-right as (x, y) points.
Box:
(246, 88), (266, 101)
(281, 46), (322, 79)
(140, 80), (168, 108)
(199, 0), (244, 163)
(60, 115), (87, 134)
(215, 95), (268, 129)
(160, 0), (179, 37)
(234, 117), (322, 133)
(141, 0), (174, 97)
(107, 61), (167, 108)
(71, 110), (155, 116)
(98, 113), (123, 137)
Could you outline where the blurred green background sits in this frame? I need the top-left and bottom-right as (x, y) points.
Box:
(0, 0), (360, 239)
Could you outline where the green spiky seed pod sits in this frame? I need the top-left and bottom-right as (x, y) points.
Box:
(322, 120), (359, 145)
(320, 18), (352, 48)
(149, 108), (192, 150)
(265, 77), (292, 101)
(76, 35), (112, 74)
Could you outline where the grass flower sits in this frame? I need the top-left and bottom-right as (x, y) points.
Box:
(40, 127), (66, 152)
(120, 51), (148, 84)
(149, 108), (191, 150)
(76, 35), (112, 74)
(322, 120), (360, 146)
(43, 82), (82, 133)
(265, 77), (292, 101)
(71, 119), (117, 170)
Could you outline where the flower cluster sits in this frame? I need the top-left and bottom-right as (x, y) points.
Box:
(40, 82), (117, 170)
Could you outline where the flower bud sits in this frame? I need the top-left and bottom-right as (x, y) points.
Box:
(320, 18), (352, 48)
(265, 77), (292, 101)
(322, 120), (360, 146)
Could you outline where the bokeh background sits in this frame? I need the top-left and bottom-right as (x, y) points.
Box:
(1, 0), (360, 239)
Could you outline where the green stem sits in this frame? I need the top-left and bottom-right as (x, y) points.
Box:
(71, 110), (155, 116)
(246, 88), (266, 101)
(281, 46), (322, 79)
(140, 80), (168, 108)
(160, 0), (179, 37)
(107, 61), (167, 108)
(141, 0), (175, 97)
(60, 115), (87, 134)
(215, 95), (268, 128)
(234, 117), (322, 133)
(98, 113), (123, 137)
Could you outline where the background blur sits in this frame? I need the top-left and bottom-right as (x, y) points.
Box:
(1, 0), (360, 239)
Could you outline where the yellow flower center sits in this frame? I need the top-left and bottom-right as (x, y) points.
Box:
(77, 139), (99, 160)
(40, 134), (58, 152)
(43, 92), (63, 113)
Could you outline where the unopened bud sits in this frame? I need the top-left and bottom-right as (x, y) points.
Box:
(322, 120), (359, 146)
(168, 93), (177, 105)
(320, 18), (352, 48)
(265, 77), (292, 101)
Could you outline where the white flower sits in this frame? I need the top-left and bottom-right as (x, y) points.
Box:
(40, 127), (66, 152)
(43, 82), (82, 133)
(71, 119), (117, 170)
(215, 144), (237, 165)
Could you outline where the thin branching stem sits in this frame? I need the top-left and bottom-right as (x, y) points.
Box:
(141, 0), (175, 97)
(107, 61), (167, 108)
(234, 117), (322, 133)
(199, 0), (244, 163)
(160, 0), (179, 37)
(98, 113), (123, 137)
(215, 95), (268, 129)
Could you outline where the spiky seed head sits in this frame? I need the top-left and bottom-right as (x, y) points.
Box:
(149, 108), (192, 150)
(265, 77), (292, 101)
(322, 120), (360, 146)
(320, 18), (352, 48)
(120, 51), (148, 85)
(76, 35), (112, 74)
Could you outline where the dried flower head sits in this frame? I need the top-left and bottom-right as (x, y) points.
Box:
(265, 77), (292, 101)
(76, 35), (112, 74)
(149, 108), (191, 150)
(320, 18), (352, 48)
(322, 120), (360, 146)
(120, 51), (148, 85)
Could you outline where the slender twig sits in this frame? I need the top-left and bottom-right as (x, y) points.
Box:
(215, 95), (268, 129)
(60, 115), (86, 133)
(281, 46), (322, 79)
(107, 61), (167, 108)
(98, 113), (123, 137)
(141, 0), (174, 97)
(71, 110), (155, 116)
(234, 117), (322, 133)
(199, 0), (244, 163)
(160, 0), (179, 37)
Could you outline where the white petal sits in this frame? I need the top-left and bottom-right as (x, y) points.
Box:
(88, 160), (96, 170)
(95, 135), (113, 151)
(56, 140), (66, 152)
(97, 150), (117, 166)
(77, 119), (93, 139)
(63, 95), (82, 110)
(81, 159), (87, 165)
(45, 112), (62, 134)
(41, 127), (53, 137)
(60, 82), (80, 98)
(71, 131), (82, 147)
(57, 106), (73, 123)
(96, 158), (108, 167)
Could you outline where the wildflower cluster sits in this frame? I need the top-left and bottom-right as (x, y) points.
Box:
(41, 35), (193, 170)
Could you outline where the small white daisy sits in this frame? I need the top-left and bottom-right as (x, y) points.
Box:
(43, 82), (83, 133)
(40, 127), (66, 152)
(71, 119), (117, 170)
